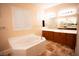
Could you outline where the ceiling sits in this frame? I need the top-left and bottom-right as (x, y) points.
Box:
(34, 3), (61, 10)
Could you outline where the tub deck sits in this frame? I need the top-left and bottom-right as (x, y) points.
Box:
(8, 34), (46, 56)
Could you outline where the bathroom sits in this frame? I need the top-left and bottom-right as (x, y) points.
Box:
(0, 3), (79, 56)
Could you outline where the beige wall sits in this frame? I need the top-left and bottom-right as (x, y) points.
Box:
(0, 4), (42, 37)
(0, 4), (42, 52)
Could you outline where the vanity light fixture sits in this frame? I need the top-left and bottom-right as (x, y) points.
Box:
(58, 8), (77, 16)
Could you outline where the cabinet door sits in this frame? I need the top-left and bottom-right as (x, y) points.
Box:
(42, 31), (54, 41)
(66, 34), (76, 49)
(42, 31), (48, 40)
(53, 32), (66, 45)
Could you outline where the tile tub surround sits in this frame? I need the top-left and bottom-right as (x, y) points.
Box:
(41, 41), (74, 56)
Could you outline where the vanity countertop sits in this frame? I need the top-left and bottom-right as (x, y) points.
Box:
(42, 27), (77, 34)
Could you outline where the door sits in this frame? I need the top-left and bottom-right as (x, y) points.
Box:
(75, 14), (79, 55)
(66, 34), (76, 49)
(0, 8), (10, 52)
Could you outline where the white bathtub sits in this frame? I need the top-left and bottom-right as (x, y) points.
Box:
(8, 34), (46, 56)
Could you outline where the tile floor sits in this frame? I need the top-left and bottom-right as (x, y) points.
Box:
(41, 40), (74, 56)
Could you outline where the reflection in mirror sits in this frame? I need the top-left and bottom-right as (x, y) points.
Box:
(57, 17), (77, 29)
(42, 12), (57, 29)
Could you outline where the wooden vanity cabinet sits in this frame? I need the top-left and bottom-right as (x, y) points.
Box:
(42, 31), (76, 49)
(42, 31), (54, 41)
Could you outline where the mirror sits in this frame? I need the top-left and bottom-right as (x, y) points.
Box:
(44, 8), (77, 30)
